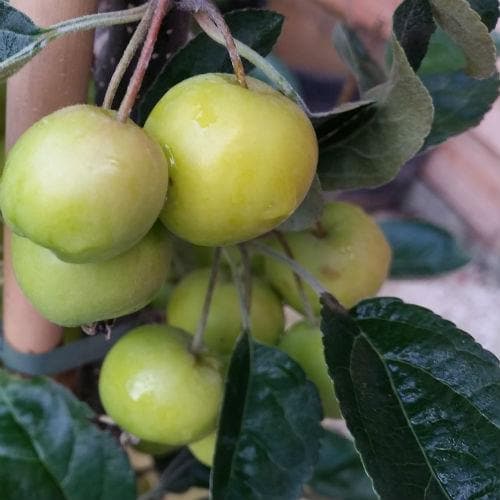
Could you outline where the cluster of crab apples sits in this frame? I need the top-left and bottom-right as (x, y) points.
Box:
(0, 73), (390, 464)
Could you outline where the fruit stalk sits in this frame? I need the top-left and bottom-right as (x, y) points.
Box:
(251, 241), (327, 296)
(186, 0), (247, 88)
(117, 0), (173, 122)
(102, 1), (156, 110)
(238, 244), (253, 317)
(273, 231), (317, 324)
(191, 7), (304, 106)
(190, 247), (222, 354)
(223, 248), (251, 332)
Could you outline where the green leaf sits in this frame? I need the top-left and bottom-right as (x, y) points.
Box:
(308, 430), (377, 500)
(137, 9), (284, 124)
(0, 370), (136, 500)
(0, 0), (46, 79)
(467, 0), (499, 31)
(429, 0), (496, 79)
(321, 296), (500, 500)
(314, 100), (377, 150)
(332, 25), (387, 92)
(419, 29), (499, 148)
(393, 0), (436, 72)
(278, 175), (324, 232)
(211, 332), (323, 499)
(318, 37), (434, 190)
(381, 219), (470, 278)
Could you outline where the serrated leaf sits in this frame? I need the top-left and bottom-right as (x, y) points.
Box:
(419, 28), (499, 148)
(0, 370), (136, 500)
(393, 0), (436, 72)
(429, 0), (496, 79)
(308, 430), (377, 500)
(211, 332), (323, 499)
(332, 25), (387, 92)
(137, 9), (284, 124)
(318, 37), (434, 190)
(380, 219), (470, 278)
(467, 0), (499, 31)
(278, 176), (324, 232)
(321, 296), (500, 500)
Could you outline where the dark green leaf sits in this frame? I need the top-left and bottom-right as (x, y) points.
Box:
(314, 100), (377, 150)
(429, 0), (496, 79)
(332, 25), (387, 92)
(308, 430), (376, 500)
(393, 0), (436, 72)
(419, 29), (499, 148)
(0, 0), (45, 79)
(381, 219), (470, 277)
(318, 37), (434, 190)
(321, 296), (500, 500)
(278, 176), (324, 232)
(467, 0), (499, 31)
(137, 9), (284, 124)
(0, 370), (136, 500)
(0, 0), (39, 36)
(211, 332), (323, 499)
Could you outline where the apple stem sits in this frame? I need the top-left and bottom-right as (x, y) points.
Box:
(238, 243), (253, 326)
(223, 247), (252, 333)
(190, 247), (222, 355)
(312, 221), (328, 239)
(116, 0), (173, 122)
(102, 2), (156, 111)
(186, 3), (305, 108)
(251, 241), (328, 297)
(189, 0), (247, 88)
(273, 231), (317, 325)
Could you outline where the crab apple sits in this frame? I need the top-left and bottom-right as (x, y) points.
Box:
(99, 325), (223, 446)
(278, 321), (340, 418)
(264, 201), (391, 314)
(189, 431), (216, 468)
(11, 224), (171, 327)
(0, 104), (169, 263)
(167, 267), (284, 355)
(144, 73), (318, 246)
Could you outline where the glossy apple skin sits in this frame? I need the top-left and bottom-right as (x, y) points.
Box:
(189, 431), (216, 467)
(264, 201), (391, 314)
(278, 321), (340, 418)
(0, 104), (169, 263)
(99, 325), (223, 446)
(144, 73), (318, 246)
(167, 268), (284, 355)
(11, 224), (171, 326)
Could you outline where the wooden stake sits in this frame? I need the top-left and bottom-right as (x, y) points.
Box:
(3, 0), (98, 355)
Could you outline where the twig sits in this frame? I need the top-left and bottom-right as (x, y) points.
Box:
(46, 5), (149, 37)
(223, 248), (251, 332)
(117, 0), (174, 122)
(273, 231), (317, 324)
(251, 241), (327, 296)
(190, 247), (222, 354)
(103, 1), (156, 110)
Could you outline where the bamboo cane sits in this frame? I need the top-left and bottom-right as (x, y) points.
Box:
(3, 0), (98, 355)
